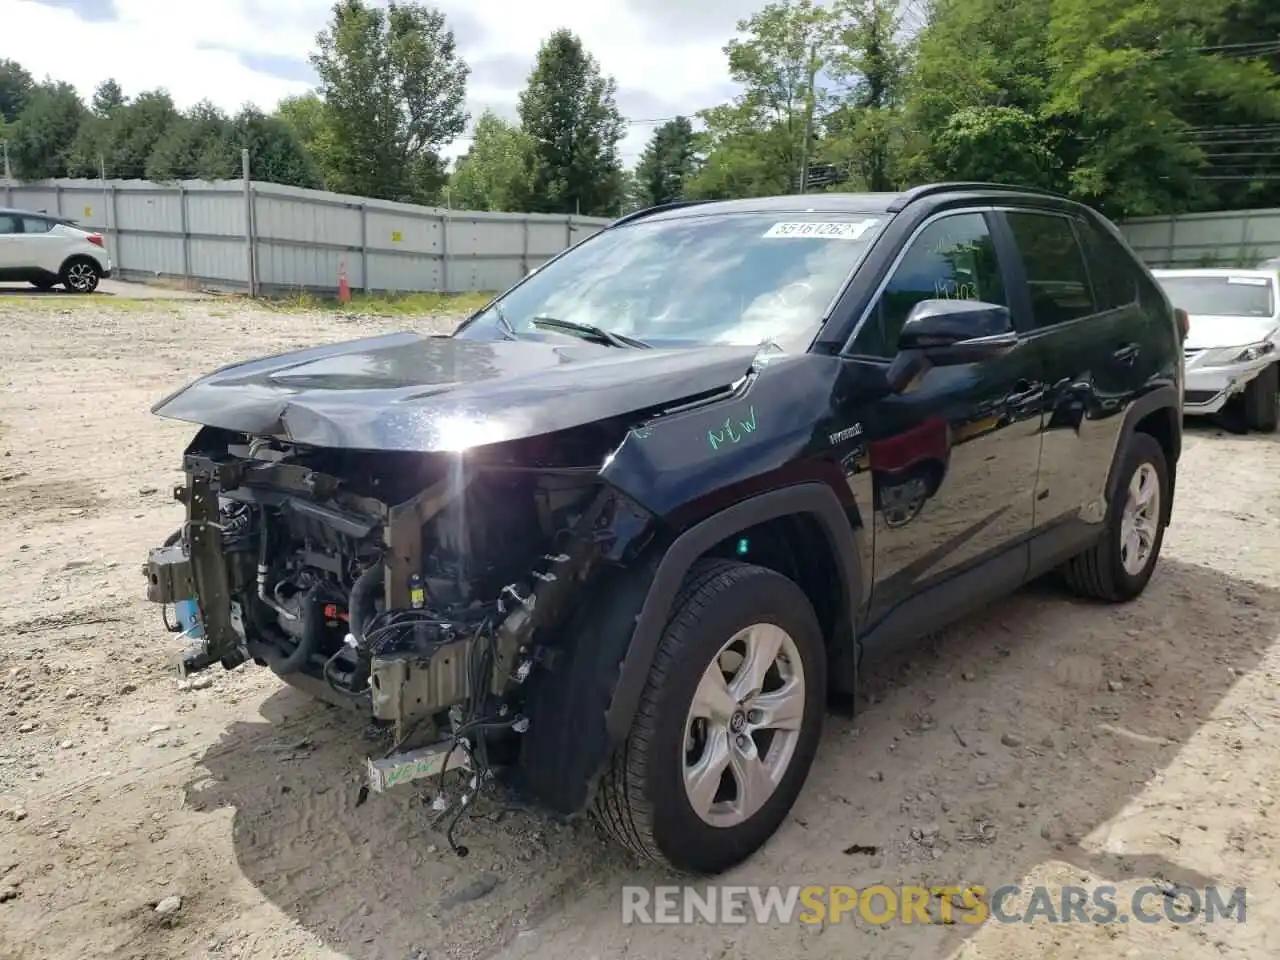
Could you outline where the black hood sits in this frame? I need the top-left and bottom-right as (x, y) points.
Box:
(151, 332), (762, 452)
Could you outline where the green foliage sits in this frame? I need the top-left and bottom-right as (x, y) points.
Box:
(232, 107), (323, 188)
(822, 0), (910, 191)
(892, 0), (1280, 216)
(8, 81), (85, 178)
(687, 0), (832, 199)
(275, 92), (338, 186)
(919, 105), (1061, 188)
(91, 79), (124, 118)
(4, 0), (1280, 218)
(146, 101), (237, 181)
(448, 110), (533, 211)
(0, 59), (32, 123)
(311, 0), (468, 203)
(634, 116), (696, 206)
(518, 29), (626, 216)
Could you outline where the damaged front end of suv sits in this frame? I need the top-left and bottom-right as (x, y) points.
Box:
(140, 328), (776, 849)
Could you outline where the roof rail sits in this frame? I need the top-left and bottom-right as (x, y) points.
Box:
(610, 199), (714, 227)
(886, 181), (1068, 213)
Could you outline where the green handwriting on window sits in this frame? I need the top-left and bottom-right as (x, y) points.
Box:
(708, 406), (758, 451)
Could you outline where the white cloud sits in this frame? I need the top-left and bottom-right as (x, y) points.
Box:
(1, 0), (752, 165)
(2, 1), (315, 114)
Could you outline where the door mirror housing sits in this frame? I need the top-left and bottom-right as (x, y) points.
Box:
(887, 299), (1018, 393)
(897, 299), (1016, 356)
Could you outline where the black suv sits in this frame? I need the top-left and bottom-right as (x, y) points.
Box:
(143, 183), (1184, 875)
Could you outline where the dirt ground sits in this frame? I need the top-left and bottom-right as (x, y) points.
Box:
(1, 295), (1278, 960)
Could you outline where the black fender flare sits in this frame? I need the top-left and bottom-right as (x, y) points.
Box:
(603, 481), (864, 744)
(1103, 385), (1181, 518)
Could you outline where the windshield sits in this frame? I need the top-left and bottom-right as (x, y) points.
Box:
(457, 212), (886, 350)
(1157, 276), (1275, 318)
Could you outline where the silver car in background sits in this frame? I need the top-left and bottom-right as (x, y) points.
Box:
(1152, 267), (1280, 432)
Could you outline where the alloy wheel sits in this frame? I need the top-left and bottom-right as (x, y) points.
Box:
(682, 622), (806, 828)
(1119, 462), (1160, 576)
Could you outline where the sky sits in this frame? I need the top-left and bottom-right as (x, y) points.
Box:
(0, 0), (766, 166)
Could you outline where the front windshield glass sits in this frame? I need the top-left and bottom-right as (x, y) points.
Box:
(1157, 276), (1275, 318)
(458, 212), (886, 350)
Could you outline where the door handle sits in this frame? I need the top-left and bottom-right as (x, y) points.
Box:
(1113, 343), (1140, 365)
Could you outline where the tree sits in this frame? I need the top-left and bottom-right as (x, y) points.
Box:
(822, 0), (910, 191)
(447, 110), (533, 211)
(518, 29), (626, 215)
(633, 116), (696, 206)
(96, 89), (181, 178)
(921, 105), (1061, 187)
(276, 92), (338, 187)
(143, 102), (320, 187)
(1175, 0), (1280, 208)
(146, 101), (237, 181)
(908, 0), (1052, 130)
(685, 0), (833, 199)
(0, 59), (32, 123)
(1044, 0), (1280, 217)
(8, 81), (85, 179)
(91, 78), (125, 118)
(232, 106), (322, 188)
(311, 0), (469, 202)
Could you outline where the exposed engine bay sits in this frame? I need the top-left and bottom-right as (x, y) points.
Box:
(143, 423), (639, 852)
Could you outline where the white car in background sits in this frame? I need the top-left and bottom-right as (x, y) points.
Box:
(0, 208), (113, 293)
(1153, 267), (1280, 432)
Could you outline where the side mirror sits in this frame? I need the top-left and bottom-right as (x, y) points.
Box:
(887, 299), (1018, 393)
(898, 299), (1017, 361)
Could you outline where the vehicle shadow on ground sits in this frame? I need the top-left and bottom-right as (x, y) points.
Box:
(186, 556), (1278, 960)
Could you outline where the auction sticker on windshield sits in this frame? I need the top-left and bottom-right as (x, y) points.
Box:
(763, 218), (880, 240)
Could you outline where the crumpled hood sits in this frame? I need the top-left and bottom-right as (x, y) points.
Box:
(151, 331), (762, 452)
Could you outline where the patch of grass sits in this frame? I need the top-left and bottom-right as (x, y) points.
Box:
(262, 289), (495, 317)
(0, 293), (176, 312)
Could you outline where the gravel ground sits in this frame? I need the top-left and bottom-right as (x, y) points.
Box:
(0, 297), (1278, 960)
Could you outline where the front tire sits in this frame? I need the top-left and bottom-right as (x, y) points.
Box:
(1244, 363), (1279, 433)
(1061, 432), (1168, 602)
(592, 559), (826, 875)
(61, 257), (101, 293)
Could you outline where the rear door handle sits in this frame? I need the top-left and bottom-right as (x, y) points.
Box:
(1113, 343), (1140, 365)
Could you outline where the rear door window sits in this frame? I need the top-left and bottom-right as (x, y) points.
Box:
(1005, 212), (1096, 328)
(21, 217), (52, 234)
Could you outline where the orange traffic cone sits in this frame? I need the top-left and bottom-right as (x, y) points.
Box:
(338, 258), (351, 304)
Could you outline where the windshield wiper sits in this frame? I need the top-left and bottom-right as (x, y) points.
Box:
(530, 315), (651, 349)
(491, 302), (518, 341)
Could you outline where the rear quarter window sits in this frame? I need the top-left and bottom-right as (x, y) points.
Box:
(1078, 219), (1141, 311)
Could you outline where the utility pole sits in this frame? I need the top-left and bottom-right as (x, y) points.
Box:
(798, 40), (818, 194)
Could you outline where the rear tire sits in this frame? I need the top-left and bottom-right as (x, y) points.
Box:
(60, 257), (100, 293)
(1244, 363), (1279, 433)
(592, 559), (826, 875)
(1061, 432), (1168, 602)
